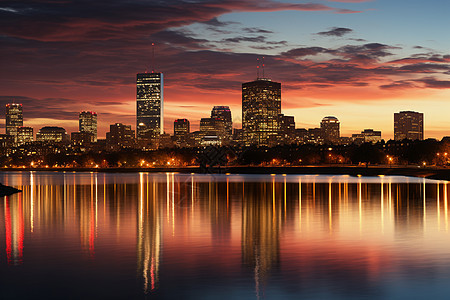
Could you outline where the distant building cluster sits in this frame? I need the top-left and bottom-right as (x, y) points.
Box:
(1, 71), (427, 153)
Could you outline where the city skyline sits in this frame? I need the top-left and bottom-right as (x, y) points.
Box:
(2, 0), (450, 139)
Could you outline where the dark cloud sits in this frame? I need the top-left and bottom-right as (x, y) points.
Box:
(317, 27), (353, 37)
(416, 77), (450, 89)
(282, 47), (332, 57)
(152, 30), (209, 49)
(379, 81), (415, 90)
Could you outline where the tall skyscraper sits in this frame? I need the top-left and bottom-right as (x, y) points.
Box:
(320, 116), (340, 144)
(174, 119), (190, 137)
(6, 103), (23, 145)
(211, 106), (232, 139)
(136, 72), (163, 139)
(394, 111), (423, 141)
(242, 78), (281, 146)
(79, 111), (97, 142)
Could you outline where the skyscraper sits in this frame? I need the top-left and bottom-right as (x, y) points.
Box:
(211, 106), (232, 139)
(394, 111), (423, 141)
(79, 111), (97, 142)
(242, 78), (281, 146)
(320, 116), (340, 144)
(174, 119), (190, 137)
(6, 103), (23, 145)
(136, 72), (163, 139)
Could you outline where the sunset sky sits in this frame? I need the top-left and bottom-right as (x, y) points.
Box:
(1, 0), (450, 139)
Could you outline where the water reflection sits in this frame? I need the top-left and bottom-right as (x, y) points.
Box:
(1, 172), (450, 299)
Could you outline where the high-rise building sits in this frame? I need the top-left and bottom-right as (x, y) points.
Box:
(174, 119), (190, 147)
(320, 116), (340, 144)
(136, 72), (163, 139)
(79, 111), (97, 142)
(6, 103), (23, 145)
(211, 106), (232, 139)
(242, 78), (281, 146)
(394, 111), (423, 141)
(200, 117), (226, 138)
(17, 126), (33, 145)
(174, 119), (190, 137)
(36, 126), (69, 143)
(279, 114), (295, 144)
(106, 123), (135, 150)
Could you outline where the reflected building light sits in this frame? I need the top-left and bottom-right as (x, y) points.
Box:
(445, 182), (448, 231)
(423, 178), (426, 232)
(437, 182), (440, 231)
(381, 178), (384, 234)
(329, 180), (332, 232)
(359, 179), (362, 234)
(284, 177), (287, 218)
(4, 196), (24, 265)
(137, 174), (161, 294)
(299, 178), (302, 231)
(30, 172), (34, 232)
(166, 173), (170, 224)
(172, 173), (175, 236)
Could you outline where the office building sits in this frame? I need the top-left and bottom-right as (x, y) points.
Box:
(174, 119), (190, 137)
(174, 119), (190, 147)
(136, 72), (163, 139)
(6, 103), (23, 145)
(279, 114), (295, 144)
(17, 126), (33, 145)
(211, 106), (232, 139)
(36, 126), (69, 143)
(394, 111), (423, 141)
(79, 111), (97, 142)
(106, 123), (135, 150)
(200, 117), (226, 138)
(320, 116), (340, 144)
(242, 78), (281, 146)
(352, 129), (382, 144)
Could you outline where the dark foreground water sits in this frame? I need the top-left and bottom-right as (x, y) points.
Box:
(1, 172), (450, 299)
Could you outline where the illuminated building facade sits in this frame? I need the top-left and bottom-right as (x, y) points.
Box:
(394, 111), (423, 141)
(79, 111), (97, 142)
(6, 103), (23, 145)
(136, 72), (164, 139)
(106, 123), (135, 150)
(36, 126), (69, 143)
(17, 126), (33, 145)
(279, 114), (295, 144)
(174, 119), (190, 137)
(242, 79), (281, 146)
(200, 117), (226, 138)
(320, 116), (340, 144)
(211, 106), (232, 140)
(174, 119), (190, 147)
(352, 129), (382, 144)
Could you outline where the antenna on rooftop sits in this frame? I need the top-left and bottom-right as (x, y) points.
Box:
(151, 42), (155, 73)
(256, 57), (260, 79)
(262, 56), (265, 78)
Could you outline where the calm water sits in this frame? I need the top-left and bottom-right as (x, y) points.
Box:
(1, 172), (450, 299)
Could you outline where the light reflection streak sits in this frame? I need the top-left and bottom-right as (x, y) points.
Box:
(381, 178), (384, 234)
(299, 178), (301, 231)
(445, 182), (448, 231)
(423, 178), (426, 232)
(437, 182), (440, 231)
(30, 172), (34, 232)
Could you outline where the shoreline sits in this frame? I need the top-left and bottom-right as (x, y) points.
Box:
(1, 165), (450, 180)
